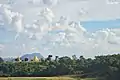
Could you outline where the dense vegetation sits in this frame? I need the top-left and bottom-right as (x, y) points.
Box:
(0, 54), (120, 80)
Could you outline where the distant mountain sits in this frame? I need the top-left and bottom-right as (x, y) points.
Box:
(20, 53), (44, 61)
(3, 53), (44, 62)
(3, 57), (14, 62)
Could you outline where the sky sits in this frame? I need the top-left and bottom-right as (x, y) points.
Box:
(81, 19), (120, 31)
(0, 0), (120, 58)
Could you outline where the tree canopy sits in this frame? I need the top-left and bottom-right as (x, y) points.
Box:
(0, 57), (4, 63)
(0, 54), (120, 80)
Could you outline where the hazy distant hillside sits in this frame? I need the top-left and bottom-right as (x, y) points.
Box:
(3, 57), (14, 62)
(21, 53), (44, 61)
(3, 53), (44, 61)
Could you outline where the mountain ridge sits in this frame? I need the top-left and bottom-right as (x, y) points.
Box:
(3, 53), (44, 61)
(20, 53), (44, 61)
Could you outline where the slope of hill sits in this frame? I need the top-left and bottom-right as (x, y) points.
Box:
(3, 53), (44, 61)
(20, 53), (44, 61)
(3, 57), (15, 62)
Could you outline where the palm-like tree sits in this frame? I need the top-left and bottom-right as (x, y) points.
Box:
(55, 56), (59, 61)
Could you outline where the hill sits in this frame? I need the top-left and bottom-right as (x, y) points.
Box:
(20, 53), (44, 61)
(3, 53), (44, 61)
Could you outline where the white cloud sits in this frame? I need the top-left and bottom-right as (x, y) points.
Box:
(0, 0), (120, 58)
(42, 0), (59, 6)
(0, 0), (119, 22)
(0, 44), (4, 50)
(0, 4), (24, 32)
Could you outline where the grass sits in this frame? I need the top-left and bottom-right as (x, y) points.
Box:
(0, 77), (74, 80)
(0, 77), (100, 80)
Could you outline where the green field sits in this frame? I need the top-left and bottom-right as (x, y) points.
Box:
(0, 77), (98, 80)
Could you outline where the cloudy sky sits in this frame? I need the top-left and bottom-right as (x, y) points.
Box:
(0, 0), (120, 58)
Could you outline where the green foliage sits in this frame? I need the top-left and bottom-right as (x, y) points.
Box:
(0, 54), (120, 80)
(0, 57), (4, 63)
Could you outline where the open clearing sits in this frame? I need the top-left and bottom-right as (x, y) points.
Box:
(0, 77), (98, 80)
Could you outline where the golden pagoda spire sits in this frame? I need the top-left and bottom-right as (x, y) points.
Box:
(32, 56), (39, 62)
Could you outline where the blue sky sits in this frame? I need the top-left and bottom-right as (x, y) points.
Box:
(81, 19), (120, 31)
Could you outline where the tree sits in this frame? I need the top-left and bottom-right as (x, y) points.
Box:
(79, 56), (84, 60)
(59, 56), (72, 65)
(72, 55), (77, 60)
(14, 57), (21, 62)
(0, 57), (4, 63)
(0, 54), (120, 78)
(24, 58), (28, 61)
(79, 55), (86, 64)
(55, 56), (59, 61)
(15, 58), (18, 61)
(47, 55), (53, 61)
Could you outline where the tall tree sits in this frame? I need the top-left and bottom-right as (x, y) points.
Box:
(55, 56), (59, 61)
(72, 55), (77, 60)
(0, 57), (4, 63)
(47, 55), (53, 61)
(24, 58), (28, 61)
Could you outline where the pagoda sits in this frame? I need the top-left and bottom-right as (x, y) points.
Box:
(31, 56), (40, 62)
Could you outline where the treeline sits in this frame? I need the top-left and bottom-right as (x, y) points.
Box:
(0, 54), (120, 80)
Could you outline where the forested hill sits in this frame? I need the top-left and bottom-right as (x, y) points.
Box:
(0, 54), (120, 80)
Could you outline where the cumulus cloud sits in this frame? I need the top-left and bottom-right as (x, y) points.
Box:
(0, 44), (4, 50)
(0, 4), (24, 32)
(0, 4), (24, 40)
(37, 7), (55, 23)
(42, 0), (59, 6)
